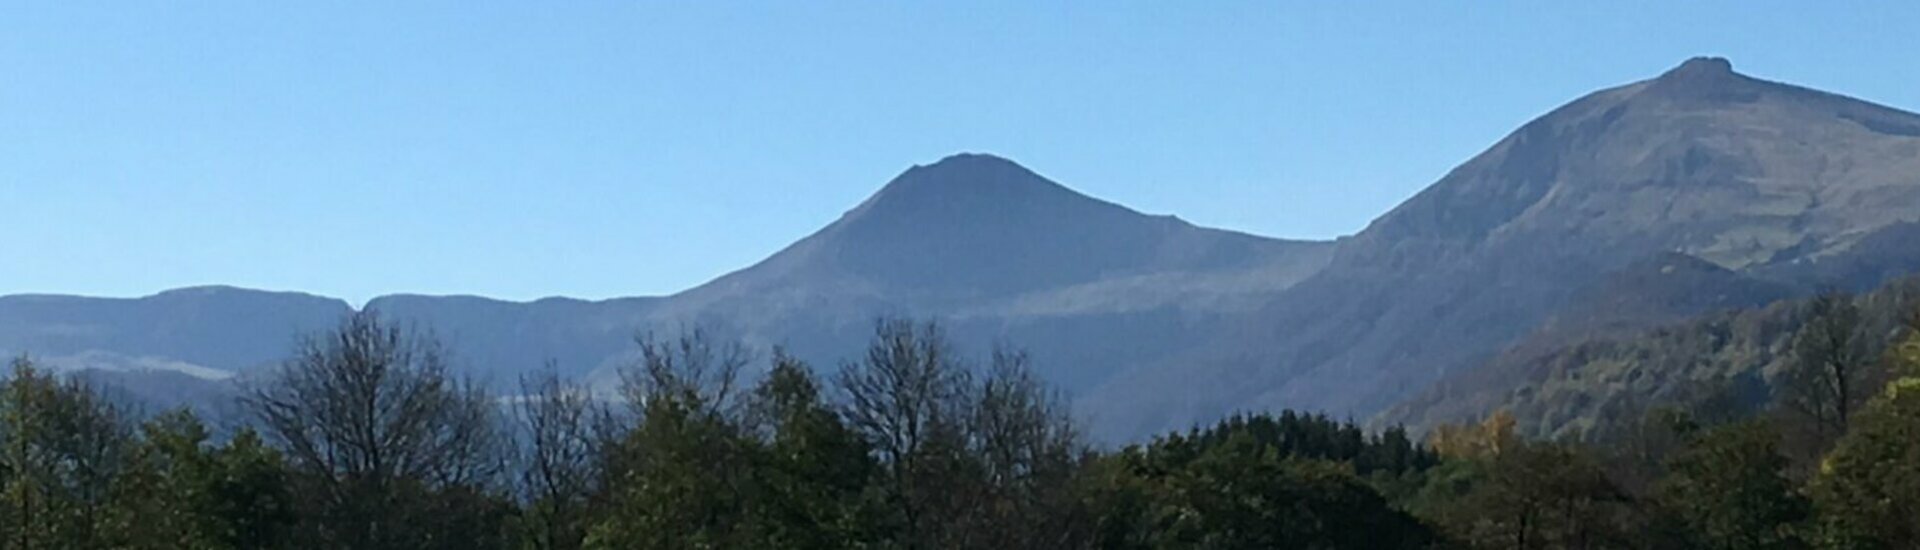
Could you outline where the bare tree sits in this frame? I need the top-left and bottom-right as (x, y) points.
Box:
(974, 348), (1081, 486)
(837, 319), (971, 549)
(620, 328), (750, 420)
(514, 365), (602, 550)
(243, 311), (503, 548)
(1782, 290), (1870, 441)
(969, 347), (1090, 548)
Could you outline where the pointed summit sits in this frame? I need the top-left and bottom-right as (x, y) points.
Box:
(683, 153), (1328, 304)
(837, 152), (1109, 240)
(910, 152), (1032, 176)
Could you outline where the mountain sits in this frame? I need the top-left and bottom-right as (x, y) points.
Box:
(0, 286), (351, 377)
(1, 154), (1334, 420)
(396, 153), (1334, 392)
(673, 153), (1322, 308)
(1081, 57), (1920, 439)
(5, 58), (1918, 443)
(632, 153), (1334, 389)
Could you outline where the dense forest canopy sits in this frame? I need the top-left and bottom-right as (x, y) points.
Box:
(2, 291), (1917, 549)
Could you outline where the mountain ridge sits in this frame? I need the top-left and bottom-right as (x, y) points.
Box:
(5, 58), (1918, 443)
(3, 153), (1337, 414)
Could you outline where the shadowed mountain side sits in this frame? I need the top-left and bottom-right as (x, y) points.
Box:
(1374, 251), (1802, 433)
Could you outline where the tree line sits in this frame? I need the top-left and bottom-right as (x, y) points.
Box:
(0, 298), (1915, 549)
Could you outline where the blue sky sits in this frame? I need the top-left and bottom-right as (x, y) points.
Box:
(4, 2), (1917, 304)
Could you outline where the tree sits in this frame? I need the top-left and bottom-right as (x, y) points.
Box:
(963, 348), (1091, 548)
(1655, 420), (1807, 550)
(1090, 433), (1435, 550)
(243, 311), (507, 549)
(1429, 409), (1519, 461)
(1810, 341), (1920, 550)
(100, 410), (299, 550)
(207, 427), (300, 549)
(743, 350), (876, 549)
(513, 368), (603, 549)
(1441, 443), (1632, 550)
(0, 357), (134, 549)
(836, 319), (973, 550)
(102, 410), (226, 549)
(586, 330), (760, 550)
(1782, 291), (1872, 444)
(514, 366), (604, 550)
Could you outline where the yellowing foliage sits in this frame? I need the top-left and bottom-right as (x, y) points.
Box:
(1427, 409), (1519, 460)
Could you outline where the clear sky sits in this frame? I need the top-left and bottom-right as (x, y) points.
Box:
(4, 2), (1917, 305)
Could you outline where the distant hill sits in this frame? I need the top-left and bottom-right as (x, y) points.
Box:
(0, 286), (350, 376)
(5, 58), (1918, 442)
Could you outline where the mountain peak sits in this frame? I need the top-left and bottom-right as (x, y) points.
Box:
(1644, 56), (1764, 102)
(916, 152), (1025, 172)
(849, 152), (1085, 220)
(885, 152), (1057, 197)
(1662, 56), (1735, 79)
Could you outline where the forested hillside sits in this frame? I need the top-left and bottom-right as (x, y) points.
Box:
(1388, 275), (1920, 441)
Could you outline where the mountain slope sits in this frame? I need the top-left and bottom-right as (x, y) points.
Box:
(1082, 58), (1920, 439)
(666, 153), (1329, 311)
(1388, 274), (1920, 441)
(616, 153), (1336, 388)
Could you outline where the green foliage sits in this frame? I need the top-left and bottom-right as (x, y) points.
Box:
(1782, 290), (1876, 445)
(745, 352), (876, 549)
(1173, 440), (1434, 549)
(1085, 430), (1437, 549)
(1810, 376), (1920, 549)
(1421, 276), (1920, 443)
(0, 358), (303, 550)
(586, 333), (759, 550)
(0, 357), (134, 549)
(103, 412), (300, 550)
(1183, 411), (1438, 475)
(1655, 420), (1808, 549)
